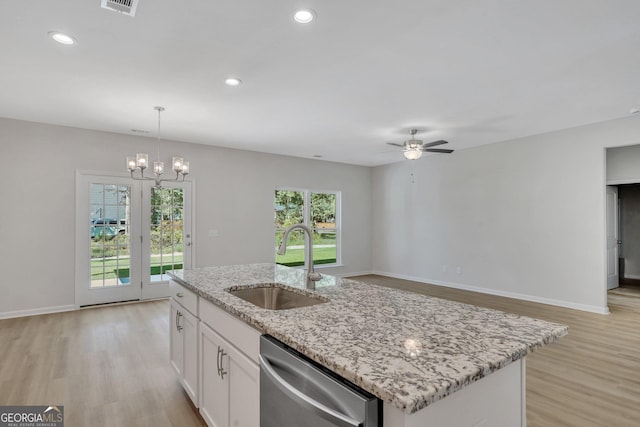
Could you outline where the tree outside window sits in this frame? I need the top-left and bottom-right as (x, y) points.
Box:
(275, 189), (339, 266)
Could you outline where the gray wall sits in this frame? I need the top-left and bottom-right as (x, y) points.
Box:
(371, 115), (640, 314)
(0, 118), (372, 316)
(607, 144), (640, 183)
(4, 113), (640, 317)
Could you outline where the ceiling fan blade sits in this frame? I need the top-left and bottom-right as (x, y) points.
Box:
(386, 142), (406, 148)
(421, 139), (448, 148)
(424, 148), (454, 154)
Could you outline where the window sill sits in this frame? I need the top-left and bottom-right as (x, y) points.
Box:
(283, 263), (343, 269)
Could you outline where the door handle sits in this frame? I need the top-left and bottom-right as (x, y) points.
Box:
(617, 240), (622, 244)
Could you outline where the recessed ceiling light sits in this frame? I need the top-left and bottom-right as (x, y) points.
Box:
(48, 31), (76, 45)
(225, 78), (242, 86)
(294, 9), (316, 24)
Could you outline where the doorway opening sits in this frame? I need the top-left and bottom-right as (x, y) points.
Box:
(607, 183), (640, 299)
(616, 184), (640, 293)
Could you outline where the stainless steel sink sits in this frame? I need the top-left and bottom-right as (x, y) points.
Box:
(227, 283), (327, 310)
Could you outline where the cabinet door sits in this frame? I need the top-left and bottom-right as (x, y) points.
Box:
(181, 308), (199, 406)
(227, 341), (260, 427)
(199, 322), (229, 427)
(169, 299), (183, 378)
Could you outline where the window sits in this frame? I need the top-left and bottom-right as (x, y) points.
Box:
(275, 189), (340, 267)
(149, 187), (185, 282)
(90, 183), (131, 288)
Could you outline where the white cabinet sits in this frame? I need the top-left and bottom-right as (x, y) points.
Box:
(169, 285), (199, 407)
(383, 359), (526, 427)
(199, 322), (228, 427)
(169, 280), (260, 426)
(199, 301), (260, 427)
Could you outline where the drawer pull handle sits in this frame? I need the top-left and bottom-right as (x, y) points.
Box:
(176, 292), (184, 298)
(176, 311), (183, 332)
(217, 346), (228, 379)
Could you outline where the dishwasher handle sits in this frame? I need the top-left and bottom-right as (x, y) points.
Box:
(259, 354), (363, 427)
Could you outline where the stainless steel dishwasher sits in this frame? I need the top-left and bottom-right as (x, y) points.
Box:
(260, 335), (381, 427)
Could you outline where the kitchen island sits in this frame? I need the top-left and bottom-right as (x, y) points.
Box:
(169, 264), (567, 426)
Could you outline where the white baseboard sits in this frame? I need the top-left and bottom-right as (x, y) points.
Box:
(332, 270), (373, 278)
(370, 270), (610, 315)
(0, 304), (77, 320)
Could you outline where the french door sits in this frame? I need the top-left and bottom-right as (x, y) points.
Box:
(141, 180), (192, 299)
(76, 172), (192, 306)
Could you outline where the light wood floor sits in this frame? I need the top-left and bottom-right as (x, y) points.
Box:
(352, 275), (640, 427)
(0, 300), (206, 427)
(1, 281), (639, 427)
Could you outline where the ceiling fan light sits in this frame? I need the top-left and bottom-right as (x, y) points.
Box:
(404, 149), (422, 160)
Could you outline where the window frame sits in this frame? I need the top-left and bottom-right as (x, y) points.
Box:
(275, 187), (342, 268)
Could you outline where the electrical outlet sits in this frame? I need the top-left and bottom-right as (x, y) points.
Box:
(456, 266), (462, 274)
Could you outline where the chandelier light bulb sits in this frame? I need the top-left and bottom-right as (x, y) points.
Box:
(154, 161), (165, 175)
(127, 156), (137, 172)
(136, 153), (149, 169)
(172, 156), (184, 172)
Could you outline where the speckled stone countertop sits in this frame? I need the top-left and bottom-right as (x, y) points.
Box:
(169, 264), (567, 415)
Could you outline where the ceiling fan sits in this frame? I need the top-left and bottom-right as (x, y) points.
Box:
(387, 129), (454, 160)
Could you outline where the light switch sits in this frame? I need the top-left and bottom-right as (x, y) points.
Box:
(208, 229), (219, 237)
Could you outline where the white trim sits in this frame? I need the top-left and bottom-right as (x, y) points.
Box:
(190, 178), (197, 267)
(370, 270), (611, 315)
(606, 179), (640, 185)
(0, 305), (77, 320)
(332, 270), (372, 277)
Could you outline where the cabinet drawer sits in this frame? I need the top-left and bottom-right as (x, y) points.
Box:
(200, 298), (261, 363)
(170, 279), (198, 315)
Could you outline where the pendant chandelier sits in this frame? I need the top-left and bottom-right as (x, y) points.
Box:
(126, 106), (190, 188)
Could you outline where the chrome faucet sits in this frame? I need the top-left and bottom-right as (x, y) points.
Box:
(277, 224), (322, 287)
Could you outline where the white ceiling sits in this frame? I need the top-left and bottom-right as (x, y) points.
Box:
(1, 0), (639, 166)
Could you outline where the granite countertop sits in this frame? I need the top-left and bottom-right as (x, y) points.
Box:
(169, 263), (567, 414)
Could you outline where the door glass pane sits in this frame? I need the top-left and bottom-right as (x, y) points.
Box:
(274, 190), (304, 266)
(90, 183), (131, 287)
(311, 193), (337, 265)
(150, 187), (184, 282)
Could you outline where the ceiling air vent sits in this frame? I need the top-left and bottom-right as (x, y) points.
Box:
(101, 0), (139, 17)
